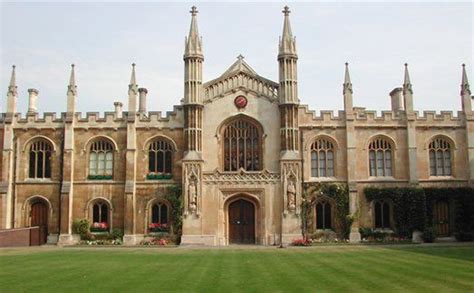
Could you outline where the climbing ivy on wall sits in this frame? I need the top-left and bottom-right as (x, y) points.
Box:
(302, 183), (352, 240)
(424, 187), (474, 241)
(364, 187), (426, 238)
(165, 184), (183, 244)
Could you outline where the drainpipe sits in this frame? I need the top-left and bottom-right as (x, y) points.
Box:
(57, 131), (65, 241)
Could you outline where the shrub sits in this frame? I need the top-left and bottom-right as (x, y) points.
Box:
(455, 231), (474, 242)
(423, 227), (436, 243)
(73, 219), (90, 239)
(311, 230), (337, 243)
(111, 228), (124, 240)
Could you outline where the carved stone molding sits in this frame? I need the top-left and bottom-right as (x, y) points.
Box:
(203, 168), (280, 185)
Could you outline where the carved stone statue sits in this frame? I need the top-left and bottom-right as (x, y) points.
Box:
(287, 180), (296, 210)
(188, 180), (197, 212)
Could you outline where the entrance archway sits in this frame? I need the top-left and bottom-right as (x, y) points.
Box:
(31, 200), (48, 244)
(228, 199), (255, 244)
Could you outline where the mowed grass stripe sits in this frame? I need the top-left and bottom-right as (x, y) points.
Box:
(1, 246), (473, 292)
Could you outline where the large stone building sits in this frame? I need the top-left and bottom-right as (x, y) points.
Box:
(1, 6), (473, 246)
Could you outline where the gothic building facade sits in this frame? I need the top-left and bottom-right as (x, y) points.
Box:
(1, 6), (473, 245)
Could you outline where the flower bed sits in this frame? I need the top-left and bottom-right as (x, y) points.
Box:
(148, 223), (170, 233)
(90, 222), (109, 232)
(88, 175), (113, 180)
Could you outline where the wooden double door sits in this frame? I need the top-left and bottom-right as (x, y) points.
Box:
(433, 201), (450, 237)
(229, 199), (255, 244)
(31, 201), (48, 245)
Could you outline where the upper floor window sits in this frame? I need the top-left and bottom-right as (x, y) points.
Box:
(148, 140), (173, 177)
(311, 138), (335, 177)
(89, 140), (114, 179)
(369, 138), (393, 177)
(429, 137), (452, 176)
(29, 140), (53, 179)
(223, 119), (261, 171)
(374, 200), (391, 229)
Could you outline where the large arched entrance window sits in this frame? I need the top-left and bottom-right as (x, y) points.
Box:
(223, 118), (262, 171)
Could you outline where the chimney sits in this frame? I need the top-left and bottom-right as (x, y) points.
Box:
(390, 87), (404, 112)
(27, 88), (39, 114)
(114, 101), (123, 118)
(138, 87), (148, 113)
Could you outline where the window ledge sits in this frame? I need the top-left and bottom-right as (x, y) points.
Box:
(24, 178), (53, 183)
(428, 176), (455, 180)
(372, 228), (394, 233)
(308, 177), (338, 181)
(367, 176), (396, 181)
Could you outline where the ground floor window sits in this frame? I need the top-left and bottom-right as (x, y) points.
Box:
(316, 200), (332, 230)
(91, 200), (110, 232)
(149, 202), (170, 233)
(374, 200), (391, 229)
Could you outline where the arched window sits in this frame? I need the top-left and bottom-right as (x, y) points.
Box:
(311, 138), (335, 177)
(315, 200), (332, 230)
(369, 138), (393, 177)
(91, 200), (110, 232)
(148, 140), (173, 176)
(29, 140), (53, 179)
(374, 200), (391, 229)
(149, 202), (170, 233)
(89, 140), (114, 179)
(223, 119), (261, 171)
(429, 137), (452, 176)
(151, 203), (169, 224)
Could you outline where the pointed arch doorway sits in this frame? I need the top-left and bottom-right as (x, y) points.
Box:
(31, 200), (48, 245)
(228, 198), (256, 244)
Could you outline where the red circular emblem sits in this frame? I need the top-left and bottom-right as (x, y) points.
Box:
(234, 96), (248, 109)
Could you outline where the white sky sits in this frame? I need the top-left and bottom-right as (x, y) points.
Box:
(0, 1), (472, 115)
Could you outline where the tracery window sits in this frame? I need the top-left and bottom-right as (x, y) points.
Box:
(316, 200), (333, 230)
(429, 137), (452, 176)
(148, 140), (173, 175)
(223, 119), (261, 171)
(369, 138), (393, 177)
(374, 200), (391, 229)
(311, 138), (335, 177)
(89, 140), (114, 178)
(151, 202), (169, 225)
(92, 201), (109, 224)
(29, 140), (53, 179)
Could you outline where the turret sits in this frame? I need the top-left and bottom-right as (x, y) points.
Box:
(461, 64), (472, 114)
(128, 63), (138, 114)
(138, 88), (148, 114)
(403, 63), (414, 113)
(6, 65), (17, 115)
(343, 62), (353, 115)
(67, 64), (77, 114)
(278, 6), (298, 105)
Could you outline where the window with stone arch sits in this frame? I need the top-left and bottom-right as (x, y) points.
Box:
(315, 199), (333, 230)
(310, 138), (335, 177)
(151, 202), (169, 225)
(28, 139), (53, 179)
(89, 139), (114, 178)
(368, 137), (393, 177)
(90, 199), (111, 232)
(223, 118), (262, 172)
(429, 137), (452, 176)
(373, 200), (391, 229)
(148, 139), (173, 176)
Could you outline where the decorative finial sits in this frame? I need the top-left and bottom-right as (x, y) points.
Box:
(343, 62), (352, 94)
(12, 65), (16, 69)
(237, 54), (244, 61)
(345, 62), (349, 66)
(71, 63), (75, 68)
(132, 63), (136, 67)
(190, 6), (198, 16)
(282, 6), (290, 16)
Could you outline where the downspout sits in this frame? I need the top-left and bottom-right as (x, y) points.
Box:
(300, 128), (305, 239)
(11, 136), (17, 228)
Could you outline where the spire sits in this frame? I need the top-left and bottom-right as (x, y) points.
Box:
(67, 64), (77, 95)
(461, 63), (471, 96)
(343, 62), (353, 94)
(129, 63), (138, 94)
(184, 6), (203, 58)
(403, 63), (413, 94)
(7, 65), (17, 96)
(278, 6), (297, 57)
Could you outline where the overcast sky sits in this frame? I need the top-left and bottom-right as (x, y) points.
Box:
(0, 1), (472, 115)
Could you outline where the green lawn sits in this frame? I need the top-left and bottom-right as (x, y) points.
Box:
(1, 245), (473, 292)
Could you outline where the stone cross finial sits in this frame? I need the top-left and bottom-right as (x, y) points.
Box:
(237, 54), (244, 61)
(282, 6), (290, 16)
(190, 6), (198, 16)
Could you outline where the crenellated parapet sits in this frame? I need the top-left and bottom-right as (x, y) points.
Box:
(298, 105), (345, 128)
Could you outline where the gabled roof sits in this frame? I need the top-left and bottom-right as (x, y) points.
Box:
(204, 55), (278, 89)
